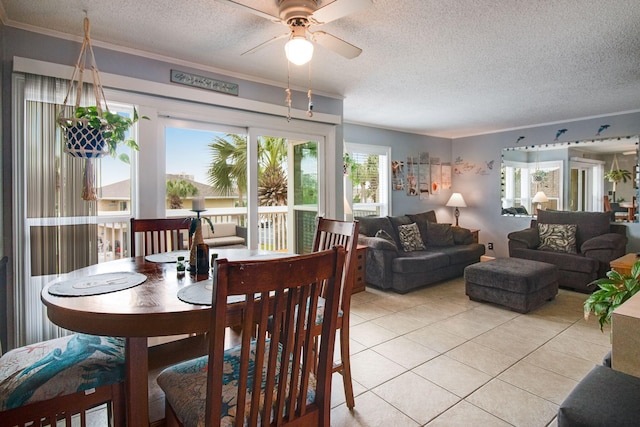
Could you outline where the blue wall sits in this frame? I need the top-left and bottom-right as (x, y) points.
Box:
(452, 111), (640, 256)
(344, 123), (454, 221)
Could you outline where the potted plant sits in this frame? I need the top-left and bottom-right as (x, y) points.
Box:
(584, 260), (640, 331)
(531, 170), (547, 184)
(604, 168), (632, 186)
(59, 106), (146, 161)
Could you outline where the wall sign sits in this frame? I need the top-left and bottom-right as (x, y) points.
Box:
(170, 70), (239, 96)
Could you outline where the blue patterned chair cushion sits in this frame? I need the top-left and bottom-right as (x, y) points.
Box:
(157, 340), (316, 426)
(0, 334), (125, 411)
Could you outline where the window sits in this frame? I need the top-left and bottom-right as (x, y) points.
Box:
(344, 143), (390, 217)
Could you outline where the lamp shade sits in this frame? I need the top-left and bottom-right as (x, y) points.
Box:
(285, 36), (314, 65)
(532, 191), (549, 203)
(446, 193), (467, 208)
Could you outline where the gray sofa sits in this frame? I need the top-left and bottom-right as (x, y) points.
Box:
(356, 211), (485, 293)
(508, 210), (627, 293)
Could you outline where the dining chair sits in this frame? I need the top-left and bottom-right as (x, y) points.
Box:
(130, 217), (191, 257)
(311, 216), (360, 409)
(157, 246), (346, 427)
(604, 196), (627, 222)
(0, 333), (126, 427)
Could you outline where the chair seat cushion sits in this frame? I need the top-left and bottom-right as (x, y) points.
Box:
(157, 340), (316, 426)
(558, 364), (640, 426)
(0, 334), (125, 411)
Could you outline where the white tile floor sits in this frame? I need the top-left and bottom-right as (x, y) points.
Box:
(329, 277), (611, 427)
(89, 275), (609, 426)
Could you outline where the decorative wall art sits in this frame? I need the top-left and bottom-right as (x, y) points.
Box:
(406, 156), (419, 196)
(418, 152), (430, 199)
(453, 156), (494, 176)
(392, 160), (405, 191)
(441, 163), (452, 189)
(391, 153), (454, 197)
(430, 157), (441, 195)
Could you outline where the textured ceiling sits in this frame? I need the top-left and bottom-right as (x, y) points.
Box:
(2, 0), (640, 138)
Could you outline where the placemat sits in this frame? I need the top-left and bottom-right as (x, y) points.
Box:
(177, 282), (246, 306)
(48, 272), (148, 297)
(177, 252), (294, 305)
(144, 250), (190, 263)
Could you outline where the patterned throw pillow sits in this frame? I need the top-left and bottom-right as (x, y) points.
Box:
(397, 223), (426, 252)
(538, 223), (578, 253)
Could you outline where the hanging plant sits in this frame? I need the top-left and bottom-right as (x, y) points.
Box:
(56, 16), (148, 200)
(604, 169), (631, 184)
(59, 106), (145, 161)
(531, 170), (547, 184)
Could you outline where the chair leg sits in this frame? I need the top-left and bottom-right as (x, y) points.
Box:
(164, 398), (183, 427)
(338, 326), (355, 409)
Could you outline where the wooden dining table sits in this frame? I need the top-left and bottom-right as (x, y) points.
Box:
(40, 249), (287, 426)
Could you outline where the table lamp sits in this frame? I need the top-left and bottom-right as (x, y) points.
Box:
(446, 192), (467, 227)
(532, 191), (549, 212)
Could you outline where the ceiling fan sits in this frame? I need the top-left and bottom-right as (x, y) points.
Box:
(216, 0), (371, 65)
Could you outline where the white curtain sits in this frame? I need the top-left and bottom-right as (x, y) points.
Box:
(13, 74), (99, 346)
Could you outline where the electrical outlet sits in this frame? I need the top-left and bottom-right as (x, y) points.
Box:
(488, 242), (494, 250)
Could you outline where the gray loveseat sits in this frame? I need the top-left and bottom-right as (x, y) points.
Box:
(356, 211), (486, 293)
(508, 210), (627, 293)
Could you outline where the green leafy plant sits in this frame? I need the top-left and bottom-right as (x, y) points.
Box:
(189, 216), (215, 238)
(604, 168), (632, 184)
(61, 106), (148, 162)
(584, 260), (640, 331)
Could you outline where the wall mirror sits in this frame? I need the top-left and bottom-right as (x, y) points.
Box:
(501, 136), (639, 221)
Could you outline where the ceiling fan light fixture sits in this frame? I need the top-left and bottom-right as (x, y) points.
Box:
(285, 36), (314, 65)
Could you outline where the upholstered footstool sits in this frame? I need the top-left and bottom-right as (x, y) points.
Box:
(464, 257), (559, 313)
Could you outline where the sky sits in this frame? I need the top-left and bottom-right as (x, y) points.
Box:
(100, 127), (222, 186)
(100, 126), (317, 187)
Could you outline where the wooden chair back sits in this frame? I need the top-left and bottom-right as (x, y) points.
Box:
(312, 217), (359, 312)
(129, 217), (190, 257)
(206, 247), (346, 426)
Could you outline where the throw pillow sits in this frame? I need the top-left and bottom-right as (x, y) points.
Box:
(397, 223), (426, 252)
(452, 226), (473, 245)
(375, 229), (398, 249)
(425, 222), (454, 246)
(538, 223), (578, 253)
(407, 211), (437, 245)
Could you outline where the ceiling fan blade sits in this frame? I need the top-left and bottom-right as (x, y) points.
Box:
(215, 0), (281, 23)
(241, 32), (290, 55)
(310, 0), (372, 24)
(312, 30), (362, 59)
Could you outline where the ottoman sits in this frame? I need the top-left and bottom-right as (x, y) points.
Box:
(464, 258), (559, 313)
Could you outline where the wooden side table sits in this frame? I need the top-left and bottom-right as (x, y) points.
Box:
(351, 244), (367, 293)
(610, 253), (639, 276)
(469, 229), (479, 244)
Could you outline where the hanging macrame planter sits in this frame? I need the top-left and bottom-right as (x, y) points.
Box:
(57, 17), (111, 200)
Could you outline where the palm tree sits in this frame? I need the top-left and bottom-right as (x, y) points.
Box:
(207, 134), (290, 207)
(207, 134), (248, 206)
(259, 137), (288, 206)
(166, 179), (198, 209)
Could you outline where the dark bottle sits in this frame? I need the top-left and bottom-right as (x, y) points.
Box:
(196, 243), (210, 276)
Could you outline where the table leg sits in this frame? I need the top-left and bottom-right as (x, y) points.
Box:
(126, 337), (149, 426)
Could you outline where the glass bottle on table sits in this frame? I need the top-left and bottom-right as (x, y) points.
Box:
(176, 256), (186, 276)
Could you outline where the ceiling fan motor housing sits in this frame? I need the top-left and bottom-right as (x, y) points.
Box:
(279, 0), (318, 25)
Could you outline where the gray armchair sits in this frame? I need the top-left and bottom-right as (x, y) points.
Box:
(508, 210), (627, 293)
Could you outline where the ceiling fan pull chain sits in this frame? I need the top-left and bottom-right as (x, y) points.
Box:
(307, 61), (314, 117)
(285, 60), (292, 122)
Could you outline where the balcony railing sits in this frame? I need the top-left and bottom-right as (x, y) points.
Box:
(97, 206), (291, 262)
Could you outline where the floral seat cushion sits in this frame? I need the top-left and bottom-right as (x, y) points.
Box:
(157, 340), (316, 426)
(0, 334), (125, 411)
